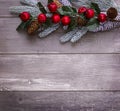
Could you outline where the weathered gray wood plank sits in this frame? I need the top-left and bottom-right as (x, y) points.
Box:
(0, 0), (18, 16)
(0, 54), (120, 91)
(0, 0), (120, 16)
(0, 91), (120, 111)
(1, 18), (120, 53)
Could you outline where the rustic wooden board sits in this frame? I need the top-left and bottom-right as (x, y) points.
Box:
(1, 18), (120, 53)
(0, 0), (120, 110)
(0, 0), (120, 53)
(1, 0), (120, 110)
(0, 54), (120, 91)
(0, 0), (19, 17)
(0, 91), (120, 111)
(0, 0), (120, 16)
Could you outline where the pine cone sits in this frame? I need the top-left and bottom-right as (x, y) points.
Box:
(27, 20), (40, 35)
(107, 7), (118, 19)
(53, 0), (63, 8)
(77, 17), (87, 26)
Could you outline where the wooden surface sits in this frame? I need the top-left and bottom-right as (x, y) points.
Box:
(0, 54), (120, 91)
(0, 91), (120, 111)
(0, 0), (120, 110)
(1, 17), (120, 53)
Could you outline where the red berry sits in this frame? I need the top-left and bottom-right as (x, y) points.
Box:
(61, 16), (71, 26)
(78, 7), (87, 14)
(48, 2), (58, 13)
(19, 12), (30, 22)
(98, 13), (107, 23)
(86, 9), (95, 19)
(38, 13), (47, 23)
(52, 14), (61, 23)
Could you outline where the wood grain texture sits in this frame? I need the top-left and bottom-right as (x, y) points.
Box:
(0, 0), (120, 16)
(0, 0), (120, 110)
(0, 0), (19, 17)
(1, 18), (120, 53)
(0, 0), (120, 53)
(0, 54), (120, 91)
(0, 91), (120, 111)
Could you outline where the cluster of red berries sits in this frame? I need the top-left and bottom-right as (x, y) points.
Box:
(38, 2), (71, 25)
(78, 7), (107, 22)
(19, 2), (107, 27)
(19, 2), (71, 26)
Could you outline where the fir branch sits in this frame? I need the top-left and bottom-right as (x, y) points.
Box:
(9, 0), (120, 44)
(37, 2), (47, 14)
(90, 21), (120, 32)
(117, 7), (120, 12)
(16, 18), (33, 31)
(38, 24), (60, 38)
(57, 6), (77, 17)
(16, 21), (25, 31)
(60, 0), (72, 6)
(70, 27), (88, 43)
(20, 0), (39, 7)
(90, 14), (120, 32)
(46, 13), (53, 18)
(9, 6), (41, 17)
(60, 28), (78, 43)
(91, 2), (101, 14)
(71, 0), (118, 11)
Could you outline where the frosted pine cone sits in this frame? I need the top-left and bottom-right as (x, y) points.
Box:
(107, 7), (118, 19)
(53, 0), (63, 8)
(77, 17), (87, 26)
(27, 20), (40, 34)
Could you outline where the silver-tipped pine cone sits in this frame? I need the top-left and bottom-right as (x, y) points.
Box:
(27, 20), (40, 35)
(107, 7), (118, 19)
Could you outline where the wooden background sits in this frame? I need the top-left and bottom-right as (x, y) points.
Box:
(0, 0), (120, 110)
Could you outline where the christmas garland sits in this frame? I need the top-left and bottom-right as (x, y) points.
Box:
(9, 0), (120, 43)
